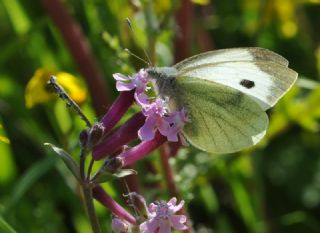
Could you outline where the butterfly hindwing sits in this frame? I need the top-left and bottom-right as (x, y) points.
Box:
(174, 76), (269, 153)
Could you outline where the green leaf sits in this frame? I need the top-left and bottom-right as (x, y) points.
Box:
(44, 143), (81, 182)
(94, 169), (137, 184)
(0, 217), (17, 233)
(4, 156), (56, 215)
(113, 169), (137, 178)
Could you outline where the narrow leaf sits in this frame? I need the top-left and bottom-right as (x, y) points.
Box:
(44, 143), (81, 181)
(113, 169), (137, 178)
(0, 217), (17, 233)
(94, 169), (137, 184)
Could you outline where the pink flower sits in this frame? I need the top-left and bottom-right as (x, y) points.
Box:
(113, 69), (150, 105)
(139, 197), (188, 233)
(138, 98), (189, 143)
(138, 98), (170, 141)
(111, 217), (130, 233)
(163, 109), (189, 142)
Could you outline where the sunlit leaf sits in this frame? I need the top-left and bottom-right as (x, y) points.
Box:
(0, 122), (16, 185)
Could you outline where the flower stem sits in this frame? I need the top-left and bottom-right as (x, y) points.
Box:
(159, 144), (178, 197)
(159, 143), (194, 233)
(79, 149), (102, 233)
(87, 157), (95, 181)
(83, 185), (102, 233)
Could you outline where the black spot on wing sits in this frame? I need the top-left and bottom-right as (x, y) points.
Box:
(240, 79), (255, 89)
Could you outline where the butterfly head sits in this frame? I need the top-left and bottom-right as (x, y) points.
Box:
(146, 67), (178, 99)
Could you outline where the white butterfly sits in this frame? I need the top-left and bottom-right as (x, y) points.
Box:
(147, 47), (298, 153)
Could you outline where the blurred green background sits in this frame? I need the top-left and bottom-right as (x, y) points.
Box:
(1, 0), (320, 232)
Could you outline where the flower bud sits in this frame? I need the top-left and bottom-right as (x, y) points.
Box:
(102, 156), (124, 174)
(124, 192), (149, 221)
(87, 123), (105, 148)
(79, 128), (89, 148)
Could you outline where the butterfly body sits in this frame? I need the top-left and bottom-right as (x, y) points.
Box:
(146, 47), (298, 153)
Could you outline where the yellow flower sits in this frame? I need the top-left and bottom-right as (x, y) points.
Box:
(192, 0), (210, 5)
(274, 0), (297, 38)
(25, 69), (87, 108)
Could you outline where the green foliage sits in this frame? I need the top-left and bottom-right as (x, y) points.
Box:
(1, 0), (320, 233)
(0, 217), (17, 233)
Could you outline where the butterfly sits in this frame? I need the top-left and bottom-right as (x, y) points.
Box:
(146, 47), (298, 153)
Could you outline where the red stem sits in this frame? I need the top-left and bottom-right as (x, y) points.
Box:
(174, 0), (194, 62)
(159, 144), (179, 197)
(159, 143), (193, 233)
(42, 0), (112, 116)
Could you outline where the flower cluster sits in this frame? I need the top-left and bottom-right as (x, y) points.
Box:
(91, 70), (189, 232)
(114, 69), (189, 143)
(140, 197), (188, 233)
(111, 196), (188, 233)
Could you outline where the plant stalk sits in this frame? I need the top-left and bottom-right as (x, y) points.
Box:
(82, 185), (102, 233)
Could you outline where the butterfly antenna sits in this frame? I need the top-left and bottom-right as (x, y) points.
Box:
(124, 48), (149, 66)
(126, 17), (153, 67)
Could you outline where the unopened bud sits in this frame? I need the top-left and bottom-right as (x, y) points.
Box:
(124, 192), (148, 221)
(87, 123), (105, 147)
(102, 157), (124, 174)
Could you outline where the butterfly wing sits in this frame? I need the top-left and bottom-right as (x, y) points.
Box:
(176, 60), (297, 110)
(174, 47), (289, 70)
(173, 77), (268, 153)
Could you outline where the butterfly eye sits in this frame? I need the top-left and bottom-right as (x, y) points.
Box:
(240, 79), (255, 89)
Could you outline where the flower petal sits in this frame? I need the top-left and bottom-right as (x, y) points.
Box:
(171, 200), (184, 213)
(159, 220), (171, 233)
(135, 92), (150, 106)
(167, 197), (177, 206)
(140, 218), (159, 233)
(116, 82), (135, 92)
(169, 215), (188, 230)
(113, 73), (130, 81)
(138, 116), (157, 141)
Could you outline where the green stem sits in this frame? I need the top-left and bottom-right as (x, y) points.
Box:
(80, 148), (101, 233)
(82, 185), (102, 233)
(80, 149), (86, 181)
(86, 157), (95, 181)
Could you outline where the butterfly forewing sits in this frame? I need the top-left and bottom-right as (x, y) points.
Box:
(174, 77), (268, 153)
(176, 61), (297, 110)
(174, 47), (289, 71)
